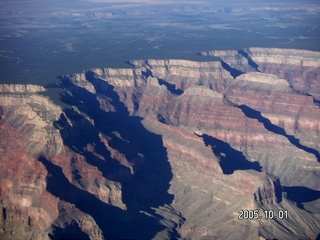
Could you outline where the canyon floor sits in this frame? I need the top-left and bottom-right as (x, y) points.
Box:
(1, 47), (320, 240)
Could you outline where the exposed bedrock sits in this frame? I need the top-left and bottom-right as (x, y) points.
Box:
(244, 48), (320, 101)
(61, 54), (319, 238)
(201, 47), (320, 169)
(1, 48), (320, 239)
(201, 47), (320, 101)
(0, 90), (106, 240)
(53, 76), (183, 239)
(129, 59), (234, 93)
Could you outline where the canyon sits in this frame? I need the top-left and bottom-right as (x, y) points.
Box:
(1, 48), (320, 239)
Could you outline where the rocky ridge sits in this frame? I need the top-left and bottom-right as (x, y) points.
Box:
(1, 48), (320, 239)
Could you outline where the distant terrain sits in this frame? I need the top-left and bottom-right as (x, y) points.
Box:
(1, 47), (320, 239)
(0, 0), (319, 85)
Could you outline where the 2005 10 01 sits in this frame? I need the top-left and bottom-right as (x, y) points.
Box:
(238, 209), (288, 220)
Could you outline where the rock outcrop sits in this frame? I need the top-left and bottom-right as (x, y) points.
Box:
(1, 48), (320, 240)
(0, 84), (46, 93)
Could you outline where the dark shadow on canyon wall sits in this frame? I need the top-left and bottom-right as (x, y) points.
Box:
(157, 78), (184, 95)
(49, 221), (90, 240)
(39, 156), (166, 240)
(239, 104), (320, 162)
(48, 72), (178, 239)
(202, 134), (262, 174)
(283, 186), (320, 211)
(238, 49), (260, 70)
(141, 67), (183, 95)
(221, 61), (243, 78)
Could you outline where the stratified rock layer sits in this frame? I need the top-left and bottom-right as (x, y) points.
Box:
(1, 48), (320, 240)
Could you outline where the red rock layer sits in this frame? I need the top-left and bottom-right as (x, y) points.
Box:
(201, 47), (320, 157)
(0, 91), (104, 240)
(69, 54), (319, 238)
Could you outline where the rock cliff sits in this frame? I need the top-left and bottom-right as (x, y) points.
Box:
(1, 48), (320, 240)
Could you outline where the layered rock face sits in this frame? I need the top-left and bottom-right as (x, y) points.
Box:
(1, 48), (320, 240)
(0, 86), (104, 239)
(202, 48), (320, 165)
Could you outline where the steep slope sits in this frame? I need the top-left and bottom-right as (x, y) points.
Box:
(201, 48), (320, 165)
(0, 85), (104, 240)
(1, 48), (320, 240)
